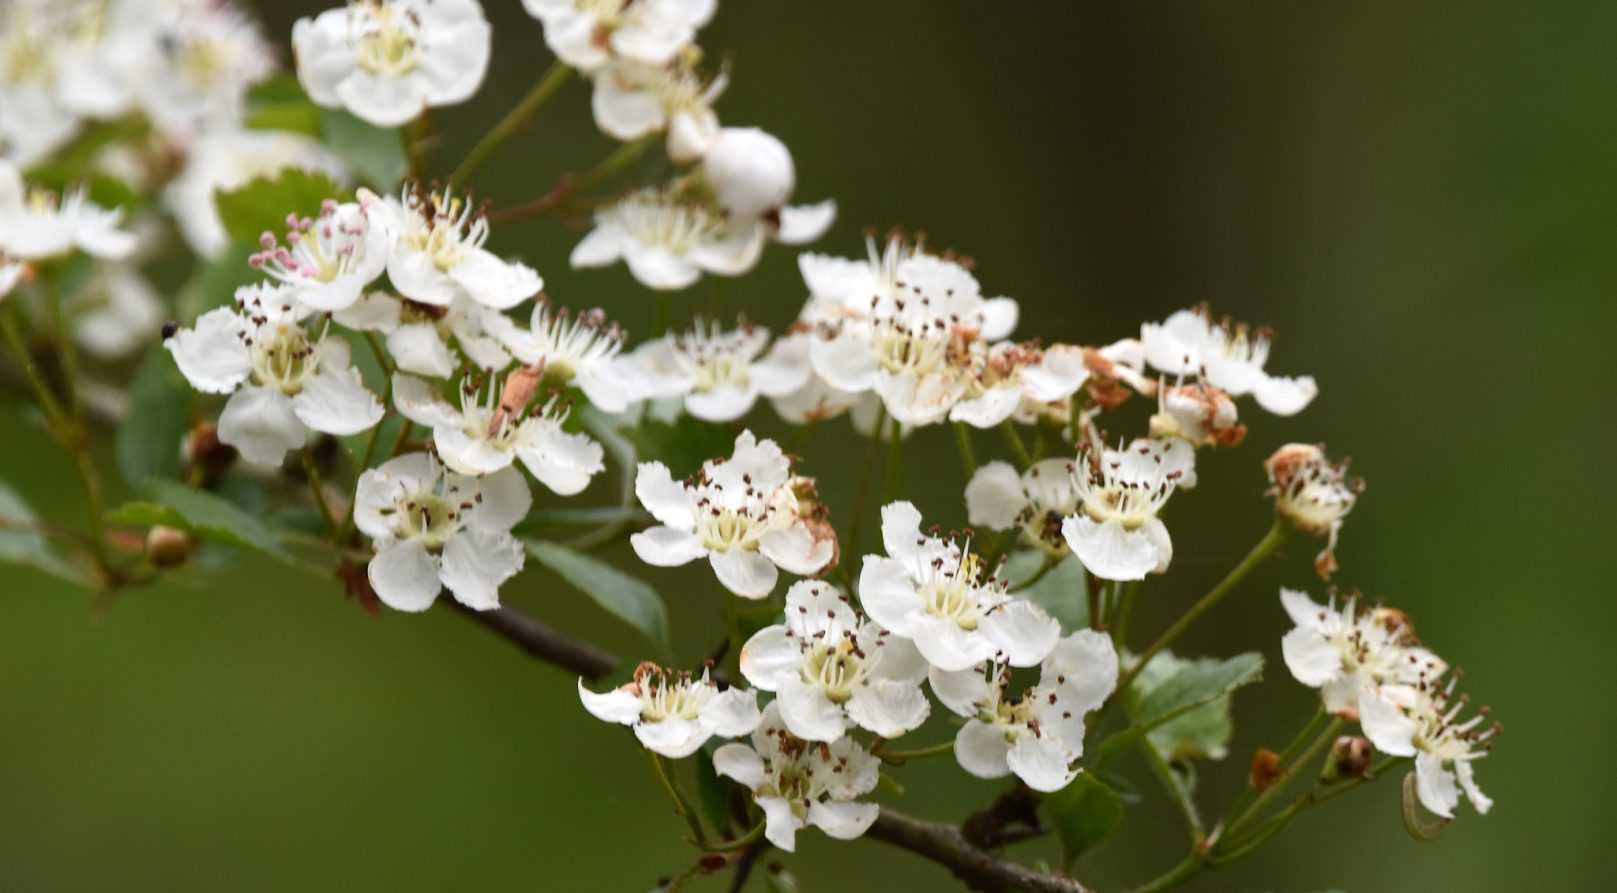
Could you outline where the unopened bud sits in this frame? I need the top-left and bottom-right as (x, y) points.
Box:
(1323, 735), (1374, 782)
(1249, 747), (1282, 791)
(145, 525), (193, 568)
(703, 127), (796, 216)
(184, 421), (236, 483)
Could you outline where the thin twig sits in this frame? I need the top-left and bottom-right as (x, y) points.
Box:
(866, 807), (1090, 893)
(447, 601), (618, 680)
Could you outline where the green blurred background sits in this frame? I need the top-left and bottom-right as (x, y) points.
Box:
(2, 1), (1610, 890)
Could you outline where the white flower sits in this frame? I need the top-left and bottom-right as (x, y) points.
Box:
(964, 458), (1080, 557)
(699, 127), (836, 242)
(628, 320), (811, 422)
(1141, 308), (1317, 415)
(1359, 675), (1496, 819)
(135, 0), (275, 138)
(1279, 589), (1445, 717)
(392, 372), (604, 494)
(770, 371), (863, 426)
(0, 1), (85, 166)
(1059, 438), (1192, 582)
(808, 245), (1018, 427)
(524, 0), (714, 72)
(353, 452), (530, 611)
(248, 199), (389, 312)
(579, 661), (760, 759)
(859, 501), (1060, 672)
(362, 185), (542, 310)
(335, 291), (519, 378)
(712, 701), (880, 852)
(631, 430), (833, 598)
(499, 300), (639, 413)
(0, 161), (134, 261)
(590, 55), (725, 162)
(70, 264), (164, 360)
(1149, 380), (1246, 448)
(164, 128), (348, 259)
(570, 187), (764, 290)
(739, 580), (929, 741)
(164, 284), (384, 466)
(293, 0), (492, 128)
(1264, 443), (1362, 579)
(950, 342), (1089, 429)
(929, 630), (1118, 792)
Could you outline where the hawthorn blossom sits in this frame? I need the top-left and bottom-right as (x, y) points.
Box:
(950, 342), (1089, 429)
(859, 501), (1060, 672)
(929, 630), (1118, 792)
(629, 320), (810, 422)
(809, 248), (1018, 426)
(739, 580), (929, 741)
(570, 187), (763, 290)
(353, 452), (529, 611)
(293, 0), (492, 128)
(362, 185), (542, 310)
(0, 161), (135, 261)
(70, 264), (164, 359)
(500, 301), (639, 413)
(335, 291), (518, 378)
(164, 128), (348, 259)
(964, 458), (1080, 557)
(713, 701), (880, 852)
(135, 0), (274, 138)
(1060, 438), (1193, 581)
(164, 284), (383, 465)
(392, 372), (604, 494)
(1279, 589), (1446, 717)
(1265, 443), (1363, 579)
(579, 661), (760, 759)
(523, 0), (714, 72)
(1149, 380), (1246, 448)
(248, 199), (388, 312)
(1141, 308), (1317, 415)
(631, 430), (833, 598)
(590, 55), (724, 162)
(1359, 675), (1496, 819)
(700, 127), (836, 242)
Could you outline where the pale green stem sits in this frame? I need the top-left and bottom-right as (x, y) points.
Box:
(449, 61), (573, 187)
(952, 421), (977, 477)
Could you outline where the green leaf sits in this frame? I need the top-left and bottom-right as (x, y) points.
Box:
(525, 540), (673, 660)
(134, 479), (296, 565)
(116, 347), (192, 485)
(104, 501), (186, 529)
(321, 109), (408, 191)
(0, 482), (94, 586)
(625, 414), (735, 478)
(180, 238), (265, 317)
(1125, 651), (1263, 762)
(213, 169), (343, 246)
(245, 102), (323, 138)
(1005, 550), (1088, 631)
(1043, 773), (1125, 869)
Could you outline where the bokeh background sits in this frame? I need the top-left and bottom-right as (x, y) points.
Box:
(2, 1), (1611, 890)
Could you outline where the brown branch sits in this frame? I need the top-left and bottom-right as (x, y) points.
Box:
(868, 807), (1090, 893)
(449, 601), (619, 680)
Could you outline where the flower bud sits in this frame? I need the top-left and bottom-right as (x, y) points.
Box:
(703, 127), (796, 216)
(1322, 735), (1373, 783)
(145, 525), (193, 568)
(1249, 747), (1282, 791)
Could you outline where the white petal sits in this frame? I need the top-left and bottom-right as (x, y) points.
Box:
(434, 425), (514, 476)
(467, 465), (532, 532)
(1279, 587), (1325, 628)
(964, 462), (1027, 531)
(845, 679), (930, 738)
(878, 500), (926, 563)
(336, 70), (427, 128)
(449, 249), (542, 310)
(954, 720), (1012, 780)
(634, 717), (707, 759)
(591, 76), (665, 139)
(808, 801), (878, 841)
(368, 539), (442, 612)
(750, 334), (814, 397)
(292, 12), (354, 106)
(869, 634), (929, 684)
(1414, 752), (1460, 820)
(439, 528), (523, 611)
(334, 291), (402, 332)
(1253, 374), (1318, 416)
(709, 548), (779, 599)
(626, 246), (701, 290)
(388, 323), (456, 378)
(388, 248), (460, 306)
(634, 462), (695, 529)
(809, 330), (879, 393)
(293, 361), (384, 436)
(1041, 630), (1119, 717)
(759, 524), (833, 576)
(1456, 760), (1492, 815)
(578, 680), (643, 726)
(980, 297), (1019, 341)
(165, 308), (250, 394)
(712, 742), (766, 789)
(570, 222), (625, 268)
(685, 385), (758, 422)
(738, 625), (799, 690)
(516, 424), (605, 496)
(857, 556), (919, 636)
(775, 200), (837, 245)
(908, 614), (996, 673)
(949, 386), (1021, 429)
(1281, 627), (1341, 688)
(630, 525), (707, 567)
(777, 676), (846, 742)
(217, 387), (307, 466)
(699, 687), (762, 738)
(927, 665), (993, 718)
(1358, 689), (1418, 756)
(1006, 734), (1077, 793)
(758, 796), (804, 852)
(1061, 516), (1160, 582)
(979, 600), (1061, 668)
